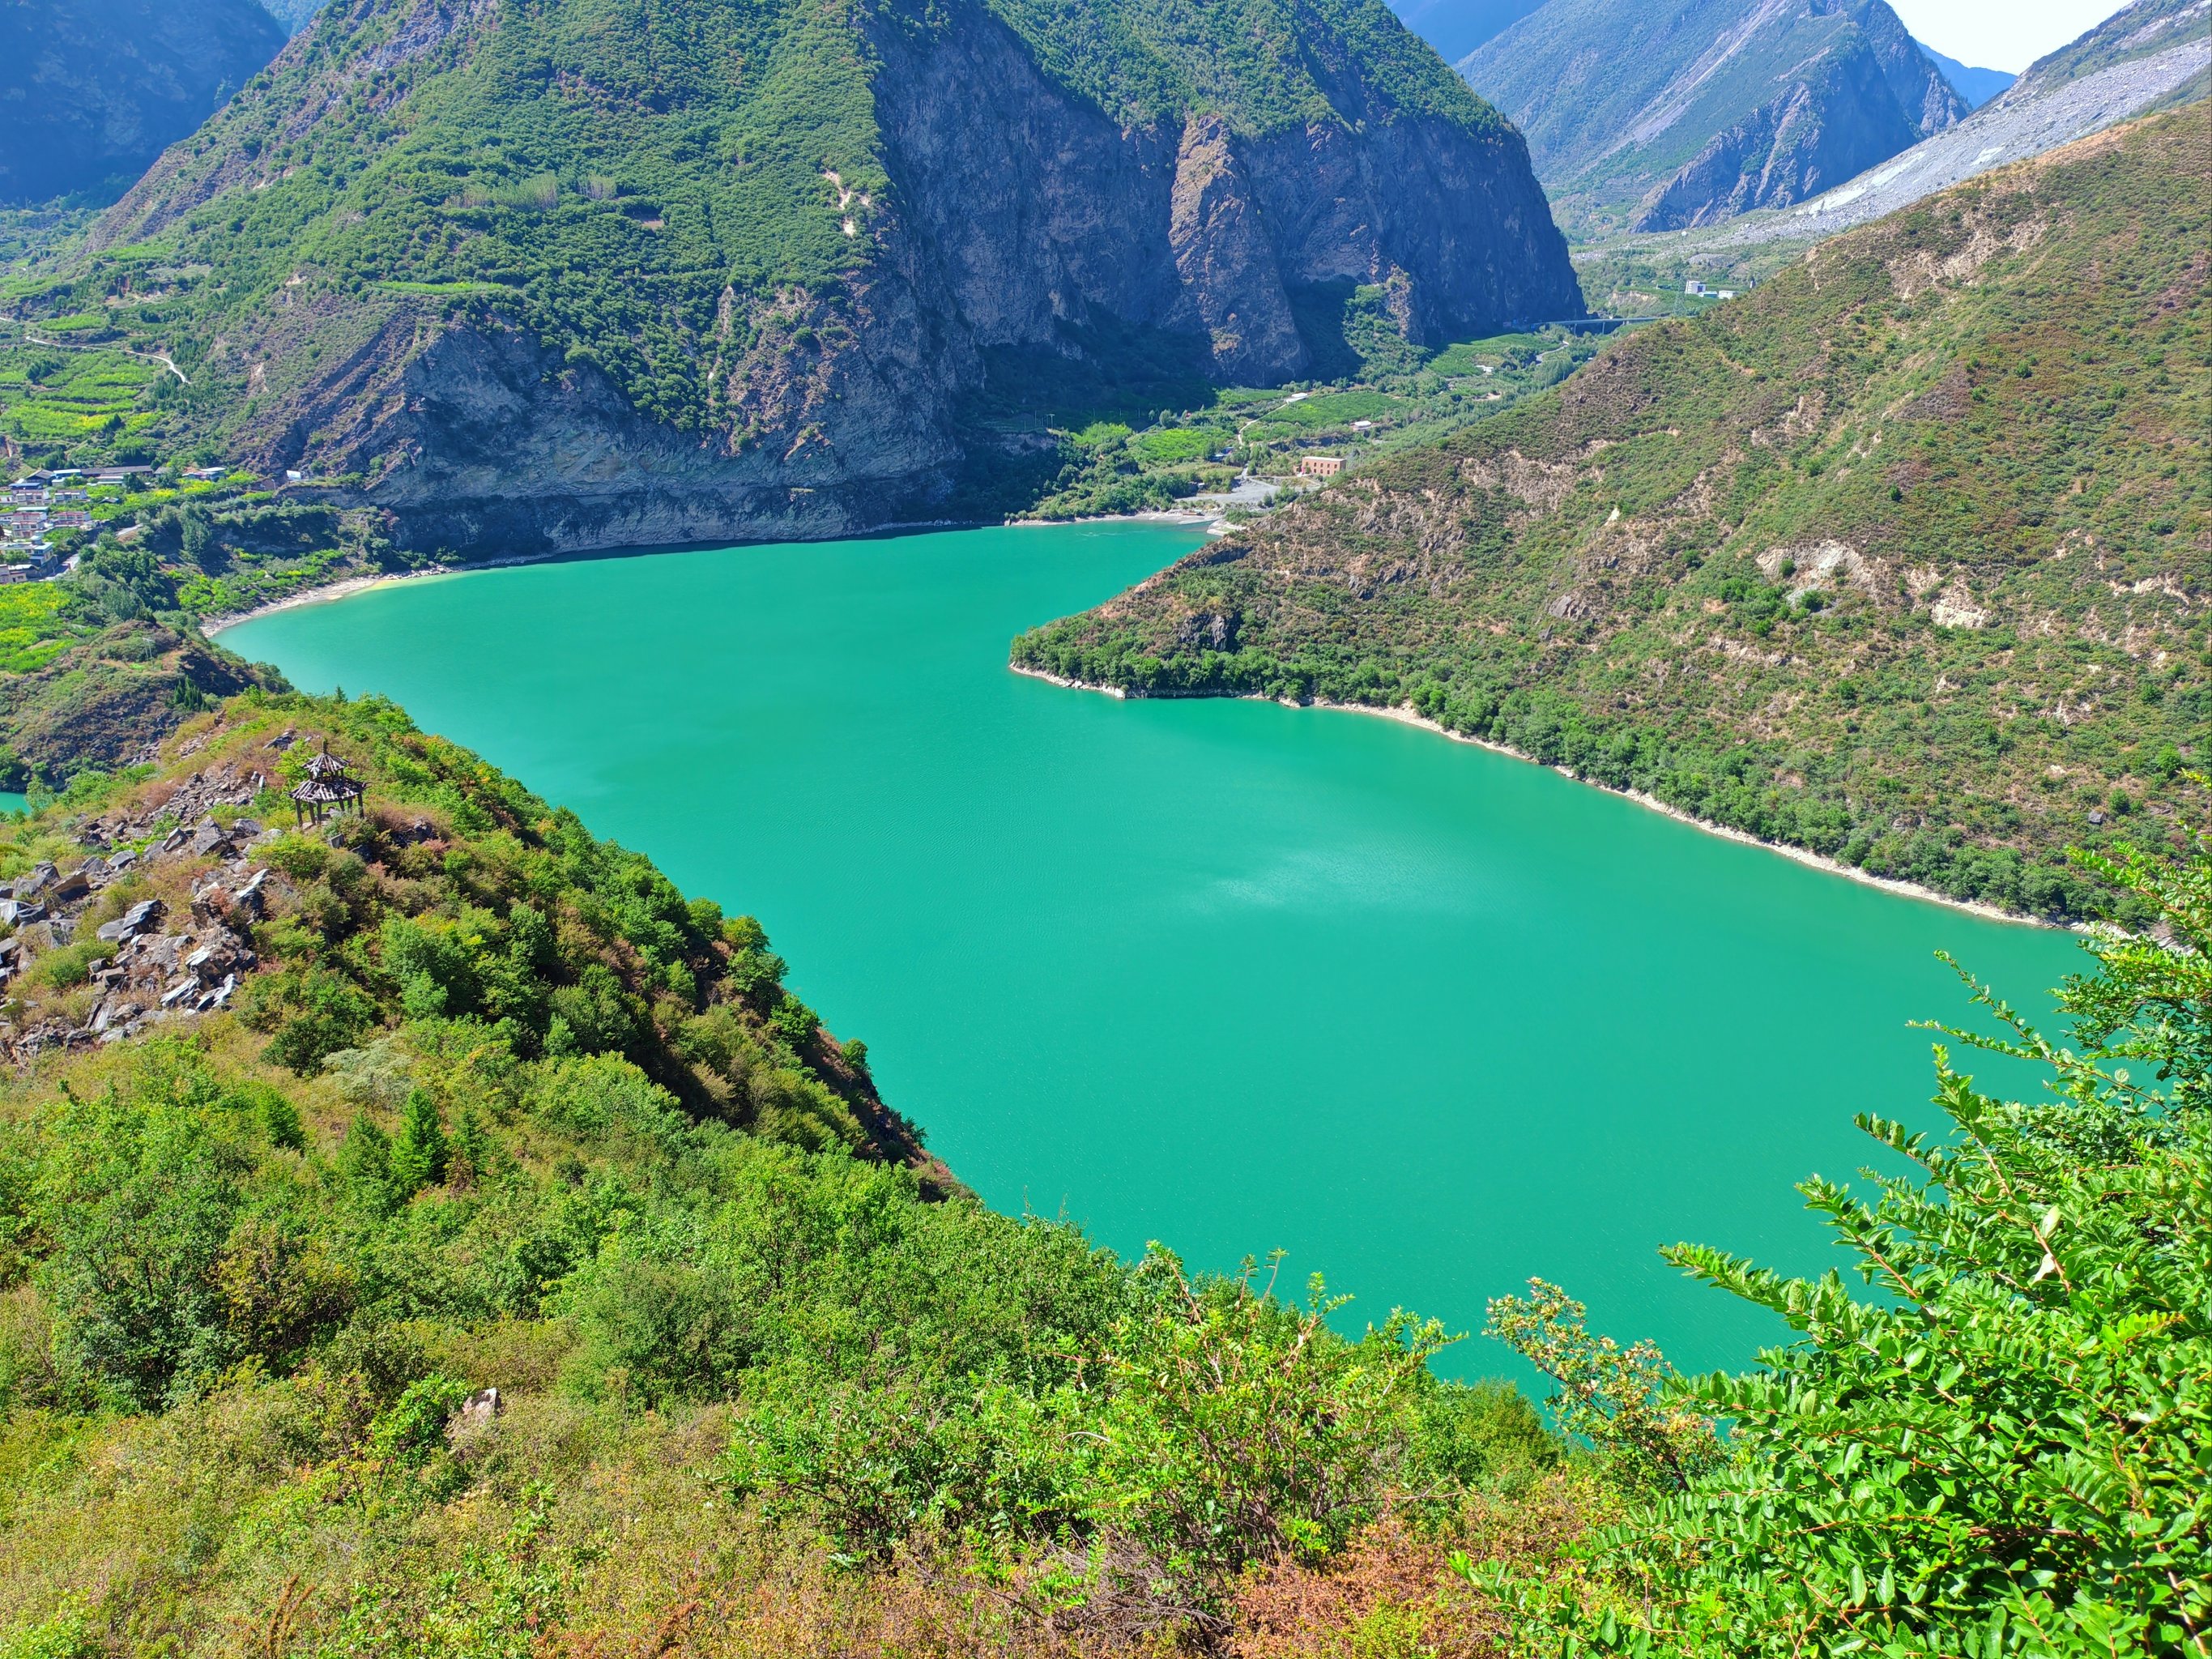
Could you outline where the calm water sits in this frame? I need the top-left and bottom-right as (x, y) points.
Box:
(222, 524), (2080, 1376)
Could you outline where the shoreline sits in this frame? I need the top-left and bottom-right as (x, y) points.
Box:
(1008, 663), (2066, 932)
(207, 537), (2054, 932)
(204, 510), (1230, 638)
(201, 560), (514, 637)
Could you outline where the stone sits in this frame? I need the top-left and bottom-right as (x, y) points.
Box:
(96, 898), (164, 944)
(456, 1387), (503, 1430)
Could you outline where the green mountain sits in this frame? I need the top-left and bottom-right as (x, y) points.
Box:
(1012, 107), (2211, 923)
(0, 0), (286, 207)
(11, 0), (1576, 557)
(1460, 0), (1967, 237)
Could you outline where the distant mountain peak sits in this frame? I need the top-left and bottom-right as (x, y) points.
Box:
(1460, 0), (1967, 238)
(1914, 41), (2016, 110)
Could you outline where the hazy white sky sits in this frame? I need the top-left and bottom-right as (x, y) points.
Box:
(1887, 0), (2133, 73)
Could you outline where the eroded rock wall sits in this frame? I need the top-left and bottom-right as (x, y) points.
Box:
(229, 0), (1579, 557)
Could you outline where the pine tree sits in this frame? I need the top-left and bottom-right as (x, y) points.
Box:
(390, 1089), (450, 1196)
(451, 1106), (493, 1190)
(339, 1112), (396, 1214)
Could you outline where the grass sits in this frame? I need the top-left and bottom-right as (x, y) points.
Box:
(0, 586), (76, 676)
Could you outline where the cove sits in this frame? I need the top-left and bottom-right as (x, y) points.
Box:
(219, 522), (2082, 1378)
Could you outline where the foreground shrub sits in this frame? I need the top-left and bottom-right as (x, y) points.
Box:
(1480, 827), (2212, 1657)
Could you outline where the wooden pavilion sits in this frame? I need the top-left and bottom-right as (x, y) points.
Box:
(290, 741), (365, 825)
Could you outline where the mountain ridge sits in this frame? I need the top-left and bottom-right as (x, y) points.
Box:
(1460, 0), (1967, 237)
(1916, 42), (2014, 109)
(28, 0), (1578, 558)
(1704, 0), (2209, 248)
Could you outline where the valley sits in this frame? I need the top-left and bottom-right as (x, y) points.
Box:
(0, 0), (2203, 1653)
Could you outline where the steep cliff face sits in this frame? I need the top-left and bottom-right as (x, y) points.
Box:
(1460, 0), (1965, 237)
(0, 0), (285, 206)
(64, 0), (1579, 557)
(1706, 0), (2209, 247)
(1634, 24), (1925, 229)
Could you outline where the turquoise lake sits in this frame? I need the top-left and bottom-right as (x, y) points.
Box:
(219, 522), (2082, 1378)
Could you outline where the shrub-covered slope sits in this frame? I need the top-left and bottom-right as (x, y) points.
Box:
(0, 695), (933, 1162)
(0, 0), (285, 207)
(1460, 0), (1964, 237)
(8, 0), (1575, 557)
(0, 693), (1569, 1652)
(2, 687), (2205, 1654)
(1014, 109), (2212, 922)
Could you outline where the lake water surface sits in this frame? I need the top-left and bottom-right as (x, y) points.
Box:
(221, 523), (2081, 1377)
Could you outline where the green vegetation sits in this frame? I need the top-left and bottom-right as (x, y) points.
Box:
(1477, 827), (2212, 1656)
(1014, 324), (1603, 522)
(0, 588), (75, 677)
(0, 334), (165, 455)
(0, 0), (1513, 473)
(0, 689), (2206, 1654)
(1014, 110), (2211, 922)
(0, 697), (1561, 1652)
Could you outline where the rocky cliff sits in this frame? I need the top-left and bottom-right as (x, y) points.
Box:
(62, 0), (1578, 558)
(1704, 0), (2209, 248)
(1460, 0), (1965, 237)
(0, 0), (285, 206)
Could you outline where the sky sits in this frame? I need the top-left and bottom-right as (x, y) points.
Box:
(1886, 0), (2133, 72)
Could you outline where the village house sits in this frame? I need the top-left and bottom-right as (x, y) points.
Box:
(1296, 455), (1345, 479)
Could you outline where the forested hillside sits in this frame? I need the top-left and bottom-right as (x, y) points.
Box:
(1015, 109), (2212, 923)
(1, 0), (1575, 557)
(0, 688), (2204, 1655)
